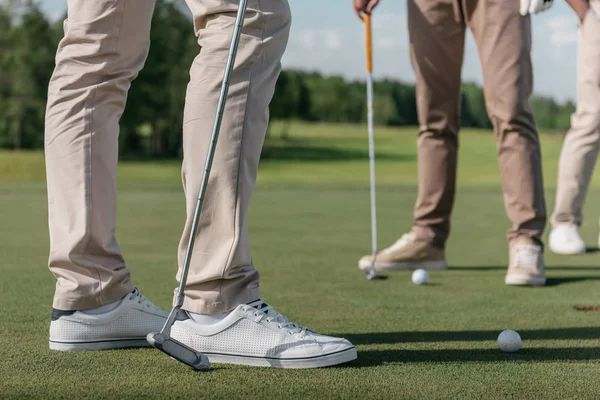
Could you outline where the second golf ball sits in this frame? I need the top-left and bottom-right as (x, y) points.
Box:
(497, 330), (521, 353)
(412, 269), (429, 285)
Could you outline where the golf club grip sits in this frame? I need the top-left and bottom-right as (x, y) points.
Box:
(365, 14), (373, 73)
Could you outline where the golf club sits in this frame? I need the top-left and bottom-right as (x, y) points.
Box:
(146, 0), (249, 371)
(363, 13), (378, 281)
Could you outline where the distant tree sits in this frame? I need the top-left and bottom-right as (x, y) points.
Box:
(271, 70), (311, 121)
(461, 82), (492, 129)
(388, 81), (418, 126)
(0, 2), (55, 149)
(120, 0), (197, 157)
(553, 101), (575, 132)
(0, 7), (12, 145)
(0, 2), (584, 156)
(530, 95), (561, 130)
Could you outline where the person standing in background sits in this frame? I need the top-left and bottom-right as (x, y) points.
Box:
(549, 0), (600, 255)
(353, 0), (553, 286)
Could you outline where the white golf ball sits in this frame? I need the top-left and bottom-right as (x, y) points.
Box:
(497, 330), (521, 353)
(412, 269), (429, 285)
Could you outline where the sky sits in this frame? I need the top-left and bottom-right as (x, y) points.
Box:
(39, 0), (580, 102)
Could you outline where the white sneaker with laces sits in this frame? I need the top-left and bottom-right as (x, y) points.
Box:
(49, 288), (167, 351)
(548, 224), (586, 255)
(505, 239), (546, 286)
(171, 301), (357, 369)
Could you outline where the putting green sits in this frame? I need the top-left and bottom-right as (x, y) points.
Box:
(1, 123), (599, 399)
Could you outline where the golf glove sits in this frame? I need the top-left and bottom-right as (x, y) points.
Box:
(520, 0), (554, 16)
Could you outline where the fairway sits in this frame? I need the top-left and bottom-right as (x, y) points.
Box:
(1, 123), (600, 399)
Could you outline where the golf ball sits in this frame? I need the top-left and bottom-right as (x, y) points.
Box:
(412, 269), (429, 285)
(497, 330), (521, 353)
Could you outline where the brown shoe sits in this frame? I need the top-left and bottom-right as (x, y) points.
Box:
(505, 238), (546, 286)
(358, 233), (447, 271)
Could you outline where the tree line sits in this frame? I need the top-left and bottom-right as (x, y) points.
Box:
(0, 0), (576, 157)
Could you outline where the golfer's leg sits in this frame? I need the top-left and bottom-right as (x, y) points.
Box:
(46, 0), (155, 310)
(179, 0), (291, 314)
(552, 8), (600, 227)
(409, 0), (465, 249)
(468, 0), (546, 245)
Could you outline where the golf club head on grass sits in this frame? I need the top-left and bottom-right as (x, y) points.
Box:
(363, 265), (388, 280)
(364, 266), (378, 280)
(147, 332), (210, 371)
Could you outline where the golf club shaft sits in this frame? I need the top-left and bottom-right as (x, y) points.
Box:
(367, 74), (377, 266)
(365, 15), (377, 267)
(174, 0), (248, 309)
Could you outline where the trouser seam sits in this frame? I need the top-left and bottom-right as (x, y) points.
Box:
(218, 1), (266, 301)
(83, 0), (126, 307)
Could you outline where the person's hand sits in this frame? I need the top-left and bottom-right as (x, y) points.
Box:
(566, 0), (591, 23)
(520, 0), (554, 16)
(576, 4), (590, 23)
(353, 0), (381, 20)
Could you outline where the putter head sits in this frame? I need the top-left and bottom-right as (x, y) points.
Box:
(147, 332), (210, 371)
(364, 266), (378, 280)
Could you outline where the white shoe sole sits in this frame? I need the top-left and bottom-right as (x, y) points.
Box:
(202, 346), (357, 369)
(49, 338), (150, 351)
(505, 274), (546, 286)
(359, 259), (447, 271)
(548, 227), (586, 255)
(549, 244), (586, 255)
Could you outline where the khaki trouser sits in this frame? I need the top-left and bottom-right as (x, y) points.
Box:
(45, 0), (291, 313)
(552, 2), (600, 227)
(408, 0), (546, 249)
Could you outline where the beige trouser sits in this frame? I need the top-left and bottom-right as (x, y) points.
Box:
(408, 0), (546, 249)
(45, 0), (291, 313)
(552, 2), (600, 227)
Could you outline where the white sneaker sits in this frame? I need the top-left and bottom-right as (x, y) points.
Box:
(548, 224), (586, 255)
(50, 288), (167, 351)
(505, 238), (546, 286)
(171, 301), (357, 369)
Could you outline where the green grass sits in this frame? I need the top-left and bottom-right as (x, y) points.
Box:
(3, 121), (596, 188)
(1, 122), (600, 398)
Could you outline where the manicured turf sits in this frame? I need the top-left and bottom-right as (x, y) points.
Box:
(1, 123), (599, 398)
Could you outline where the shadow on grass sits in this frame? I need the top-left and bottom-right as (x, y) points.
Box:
(381, 265), (600, 286)
(545, 277), (600, 286)
(260, 143), (413, 163)
(347, 347), (600, 367)
(586, 247), (600, 254)
(366, 275), (390, 281)
(448, 266), (600, 272)
(338, 327), (600, 345)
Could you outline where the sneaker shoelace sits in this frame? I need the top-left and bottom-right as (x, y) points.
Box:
(242, 303), (309, 338)
(128, 288), (162, 312)
(515, 245), (540, 269)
